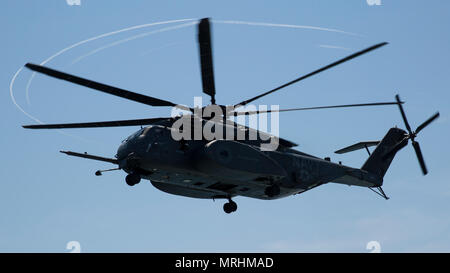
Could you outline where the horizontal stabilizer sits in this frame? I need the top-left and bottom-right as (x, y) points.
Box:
(335, 141), (380, 154)
(60, 150), (118, 164)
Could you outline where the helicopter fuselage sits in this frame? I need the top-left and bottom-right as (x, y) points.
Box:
(116, 125), (381, 200)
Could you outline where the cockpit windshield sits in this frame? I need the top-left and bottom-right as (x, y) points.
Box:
(122, 128), (145, 143)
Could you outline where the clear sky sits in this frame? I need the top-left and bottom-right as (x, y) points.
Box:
(1, 0), (449, 252)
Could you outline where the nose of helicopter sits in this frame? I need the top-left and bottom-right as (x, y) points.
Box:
(116, 141), (130, 161)
(116, 125), (168, 170)
(116, 128), (147, 162)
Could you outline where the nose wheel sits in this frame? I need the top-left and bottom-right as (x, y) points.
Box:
(125, 173), (141, 186)
(223, 199), (237, 214)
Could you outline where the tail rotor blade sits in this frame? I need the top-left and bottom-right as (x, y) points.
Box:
(412, 141), (428, 175)
(395, 94), (413, 135)
(415, 112), (440, 134)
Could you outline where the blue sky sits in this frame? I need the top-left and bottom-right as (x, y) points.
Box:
(1, 0), (449, 252)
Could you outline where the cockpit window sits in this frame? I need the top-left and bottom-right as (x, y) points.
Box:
(122, 128), (145, 142)
(135, 128), (145, 137)
(142, 127), (152, 136)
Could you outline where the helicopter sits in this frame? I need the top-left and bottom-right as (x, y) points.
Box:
(23, 18), (439, 213)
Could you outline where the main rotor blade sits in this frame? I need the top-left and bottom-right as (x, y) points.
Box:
(198, 18), (216, 104)
(395, 94), (413, 136)
(233, 42), (388, 108)
(23, 117), (172, 129)
(412, 140), (428, 175)
(415, 112), (440, 134)
(25, 63), (191, 111)
(232, 101), (402, 116)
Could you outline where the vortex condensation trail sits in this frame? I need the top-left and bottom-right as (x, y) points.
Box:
(24, 18), (196, 105)
(10, 67), (95, 143)
(319, 44), (351, 51)
(71, 21), (196, 65)
(212, 20), (361, 37)
(10, 67), (41, 123)
(69, 20), (361, 70)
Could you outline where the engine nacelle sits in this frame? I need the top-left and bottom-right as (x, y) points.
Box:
(195, 140), (286, 181)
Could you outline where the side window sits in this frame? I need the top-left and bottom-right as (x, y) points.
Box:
(142, 127), (151, 137)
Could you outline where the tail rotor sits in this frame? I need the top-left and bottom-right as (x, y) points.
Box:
(391, 94), (439, 175)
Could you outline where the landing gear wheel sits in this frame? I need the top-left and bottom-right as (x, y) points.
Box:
(126, 173), (141, 186)
(223, 200), (237, 214)
(265, 185), (281, 197)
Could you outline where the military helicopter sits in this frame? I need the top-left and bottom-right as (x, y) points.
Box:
(23, 18), (439, 213)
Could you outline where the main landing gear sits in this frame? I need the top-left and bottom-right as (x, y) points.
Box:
(126, 173), (141, 186)
(223, 198), (238, 214)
